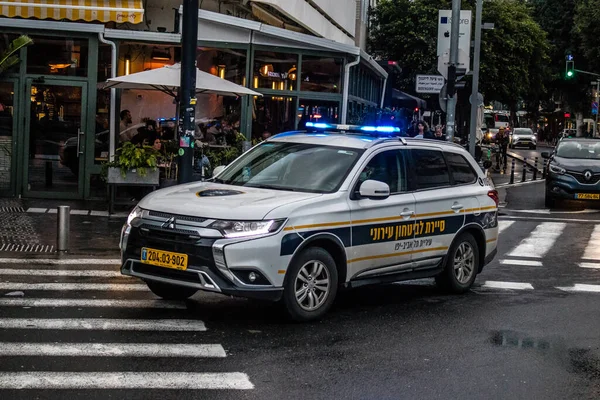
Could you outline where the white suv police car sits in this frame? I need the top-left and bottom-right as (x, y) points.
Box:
(120, 123), (499, 321)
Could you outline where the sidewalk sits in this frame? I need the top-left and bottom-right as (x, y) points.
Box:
(0, 198), (124, 257)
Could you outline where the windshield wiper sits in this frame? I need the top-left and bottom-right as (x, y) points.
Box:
(245, 184), (297, 192)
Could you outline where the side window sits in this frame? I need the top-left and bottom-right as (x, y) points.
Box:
(356, 150), (407, 194)
(446, 152), (478, 185)
(412, 149), (450, 190)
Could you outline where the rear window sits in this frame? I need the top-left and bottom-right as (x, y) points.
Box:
(412, 149), (451, 190)
(446, 152), (477, 185)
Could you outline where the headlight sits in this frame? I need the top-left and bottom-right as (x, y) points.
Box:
(549, 164), (565, 175)
(127, 206), (143, 226)
(531, 136), (537, 141)
(209, 219), (285, 238)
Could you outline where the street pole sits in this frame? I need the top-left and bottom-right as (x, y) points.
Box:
(468, 0), (482, 157)
(178, 0), (199, 184)
(595, 81), (599, 137)
(446, 0), (461, 142)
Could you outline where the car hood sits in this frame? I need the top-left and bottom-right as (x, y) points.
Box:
(512, 134), (534, 139)
(137, 181), (323, 220)
(554, 156), (600, 173)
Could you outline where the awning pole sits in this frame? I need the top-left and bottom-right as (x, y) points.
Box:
(341, 56), (360, 124)
(98, 32), (117, 162)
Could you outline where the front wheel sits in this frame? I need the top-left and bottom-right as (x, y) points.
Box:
(436, 233), (479, 293)
(282, 247), (338, 322)
(146, 281), (197, 300)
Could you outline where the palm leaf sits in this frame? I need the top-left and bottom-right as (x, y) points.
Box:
(0, 35), (33, 74)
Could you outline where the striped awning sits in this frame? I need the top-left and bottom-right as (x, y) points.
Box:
(0, 0), (144, 24)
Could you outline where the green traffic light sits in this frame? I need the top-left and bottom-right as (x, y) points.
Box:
(567, 70), (574, 77)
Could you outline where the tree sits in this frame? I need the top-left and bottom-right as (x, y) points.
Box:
(0, 35), (33, 76)
(574, 0), (600, 73)
(369, 0), (551, 121)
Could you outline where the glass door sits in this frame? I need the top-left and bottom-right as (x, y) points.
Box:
(23, 80), (87, 198)
(0, 80), (17, 195)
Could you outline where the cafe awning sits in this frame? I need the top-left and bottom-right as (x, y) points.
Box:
(0, 0), (144, 24)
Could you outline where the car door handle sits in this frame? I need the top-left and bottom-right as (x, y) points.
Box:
(400, 210), (415, 217)
(451, 204), (464, 210)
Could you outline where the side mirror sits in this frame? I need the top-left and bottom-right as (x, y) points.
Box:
(541, 152), (550, 159)
(212, 165), (226, 177)
(359, 180), (390, 200)
(483, 160), (493, 170)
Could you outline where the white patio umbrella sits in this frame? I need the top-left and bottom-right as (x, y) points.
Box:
(102, 63), (262, 97)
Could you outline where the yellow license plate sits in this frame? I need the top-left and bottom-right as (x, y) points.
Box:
(576, 193), (600, 200)
(141, 248), (188, 270)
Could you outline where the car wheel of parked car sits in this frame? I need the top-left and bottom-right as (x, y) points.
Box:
(282, 247), (338, 322)
(436, 233), (479, 293)
(146, 281), (197, 300)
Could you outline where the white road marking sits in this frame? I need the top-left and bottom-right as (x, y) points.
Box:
(0, 372), (253, 390)
(500, 216), (599, 223)
(582, 224), (600, 261)
(90, 211), (109, 217)
(26, 208), (47, 213)
(506, 209), (600, 215)
(0, 269), (123, 277)
(0, 343), (226, 358)
(498, 220), (515, 234)
(483, 281), (534, 290)
(0, 318), (206, 331)
(0, 258), (121, 265)
(578, 263), (600, 269)
(496, 180), (545, 188)
(508, 222), (566, 259)
(557, 284), (600, 293)
(0, 298), (186, 309)
(0, 283), (147, 291)
(500, 259), (543, 267)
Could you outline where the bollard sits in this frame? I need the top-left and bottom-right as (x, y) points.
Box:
(510, 158), (515, 184)
(533, 157), (539, 180)
(522, 158), (527, 182)
(57, 206), (70, 252)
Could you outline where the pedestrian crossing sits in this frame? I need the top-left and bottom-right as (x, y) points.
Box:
(481, 218), (600, 293)
(0, 263), (254, 393)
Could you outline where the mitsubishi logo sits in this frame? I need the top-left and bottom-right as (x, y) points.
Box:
(585, 170), (593, 181)
(161, 216), (176, 230)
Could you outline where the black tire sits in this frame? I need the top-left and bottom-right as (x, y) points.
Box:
(436, 232), (480, 294)
(545, 194), (555, 208)
(146, 281), (197, 300)
(282, 247), (339, 322)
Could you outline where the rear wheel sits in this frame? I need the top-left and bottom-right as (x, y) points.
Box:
(436, 233), (479, 293)
(282, 247), (338, 322)
(146, 281), (197, 300)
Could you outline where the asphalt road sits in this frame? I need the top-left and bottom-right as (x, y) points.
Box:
(1, 183), (600, 399)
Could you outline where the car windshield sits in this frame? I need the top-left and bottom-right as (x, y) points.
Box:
(556, 141), (600, 160)
(214, 141), (364, 193)
(514, 129), (533, 135)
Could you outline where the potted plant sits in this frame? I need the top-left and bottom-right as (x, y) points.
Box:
(103, 142), (160, 185)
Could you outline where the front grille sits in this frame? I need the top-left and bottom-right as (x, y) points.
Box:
(139, 224), (200, 239)
(148, 210), (207, 224)
(133, 263), (202, 284)
(568, 171), (600, 185)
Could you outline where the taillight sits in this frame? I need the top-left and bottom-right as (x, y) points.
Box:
(488, 190), (499, 207)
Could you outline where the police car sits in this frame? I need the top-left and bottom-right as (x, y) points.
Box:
(120, 123), (499, 321)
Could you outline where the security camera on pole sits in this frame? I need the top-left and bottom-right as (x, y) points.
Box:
(437, 1), (471, 142)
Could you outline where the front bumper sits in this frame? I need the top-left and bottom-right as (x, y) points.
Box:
(511, 138), (536, 147)
(546, 172), (600, 200)
(121, 219), (284, 302)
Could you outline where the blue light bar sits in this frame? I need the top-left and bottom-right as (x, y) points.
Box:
(361, 126), (400, 133)
(305, 122), (331, 129)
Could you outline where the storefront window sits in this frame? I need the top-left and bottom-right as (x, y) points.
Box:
(301, 56), (343, 93)
(27, 36), (88, 77)
(98, 43), (113, 83)
(0, 82), (14, 191)
(197, 47), (246, 86)
(297, 100), (340, 128)
(118, 42), (176, 76)
(252, 96), (295, 140)
(253, 51), (298, 91)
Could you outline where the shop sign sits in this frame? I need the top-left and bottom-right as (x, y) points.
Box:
(415, 75), (445, 94)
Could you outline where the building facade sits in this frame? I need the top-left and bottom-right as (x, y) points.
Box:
(0, 0), (387, 200)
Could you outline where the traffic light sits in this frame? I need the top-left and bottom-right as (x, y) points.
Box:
(566, 55), (575, 79)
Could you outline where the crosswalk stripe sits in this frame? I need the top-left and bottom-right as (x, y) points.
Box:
(483, 281), (534, 290)
(0, 298), (186, 309)
(508, 222), (566, 259)
(499, 259), (543, 267)
(498, 220), (514, 234)
(0, 258), (121, 265)
(578, 263), (600, 269)
(0, 372), (254, 390)
(0, 318), (206, 331)
(0, 282), (148, 291)
(0, 269), (124, 277)
(556, 284), (600, 293)
(0, 343), (226, 358)
(582, 224), (600, 261)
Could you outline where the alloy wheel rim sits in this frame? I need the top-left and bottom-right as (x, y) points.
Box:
(453, 242), (475, 284)
(294, 260), (330, 311)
